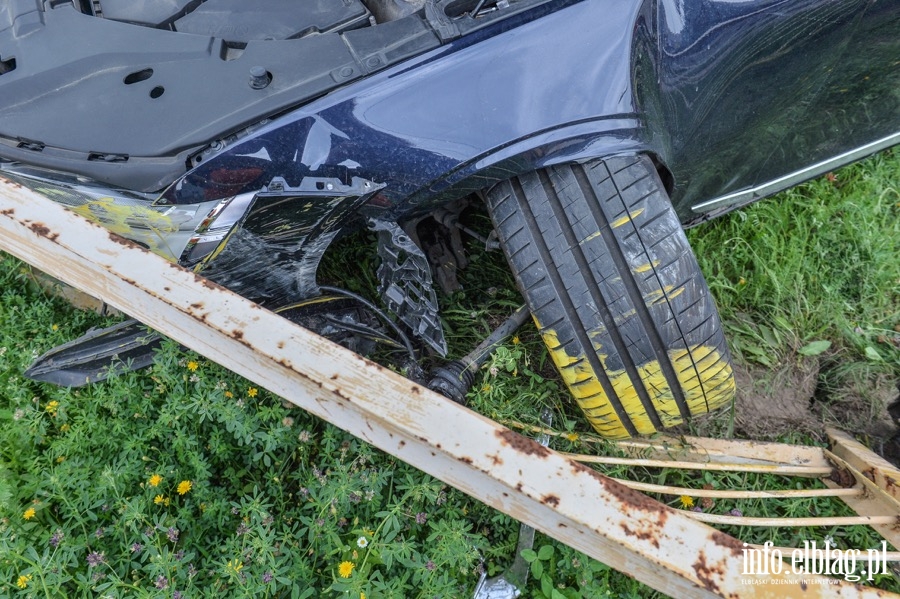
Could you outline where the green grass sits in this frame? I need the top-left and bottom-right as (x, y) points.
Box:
(687, 151), (899, 373)
(1, 149), (898, 597)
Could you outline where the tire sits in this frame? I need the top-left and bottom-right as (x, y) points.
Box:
(485, 155), (735, 439)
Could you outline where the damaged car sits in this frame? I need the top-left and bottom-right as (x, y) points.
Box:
(1, 0), (898, 439)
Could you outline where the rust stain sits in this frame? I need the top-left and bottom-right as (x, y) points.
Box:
(863, 468), (876, 482)
(488, 453), (503, 466)
(330, 374), (339, 380)
(164, 286), (171, 292)
(398, 440), (405, 448)
(571, 461), (664, 513)
(692, 550), (722, 595)
(277, 341), (285, 349)
(192, 273), (228, 291)
(190, 302), (204, 310)
(231, 329), (244, 341)
(619, 521), (661, 549)
(829, 467), (855, 488)
(410, 386), (420, 394)
(1, 208), (14, 215)
(515, 482), (523, 493)
(28, 222), (58, 241)
(542, 494), (560, 508)
(496, 429), (551, 458)
(459, 456), (473, 465)
(108, 231), (142, 248)
(710, 531), (743, 557)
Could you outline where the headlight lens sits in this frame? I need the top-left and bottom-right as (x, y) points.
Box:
(0, 163), (252, 264)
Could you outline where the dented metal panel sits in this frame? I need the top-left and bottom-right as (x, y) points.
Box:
(0, 177), (896, 598)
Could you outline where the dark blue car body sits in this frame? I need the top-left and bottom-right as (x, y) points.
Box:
(1, 0), (898, 368)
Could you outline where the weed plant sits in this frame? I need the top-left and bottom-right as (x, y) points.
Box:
(1, 150), (898, 597)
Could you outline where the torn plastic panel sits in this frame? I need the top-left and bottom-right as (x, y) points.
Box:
(196, 176), (384, 307)
(370, 218), (447, 356)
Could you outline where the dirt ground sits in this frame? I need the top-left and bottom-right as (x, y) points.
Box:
(673, 357), (900, 467)
(727, 358), (900, 460)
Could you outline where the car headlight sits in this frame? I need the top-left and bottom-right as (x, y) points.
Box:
(0, 162), (250, 265)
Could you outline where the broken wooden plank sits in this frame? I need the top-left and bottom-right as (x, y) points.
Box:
(559, 451), (833, 476)
(0, 176), (894, 598)
(823, 434), (900, 552)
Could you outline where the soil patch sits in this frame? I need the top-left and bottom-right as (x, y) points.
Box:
(731, 359), (822, 440)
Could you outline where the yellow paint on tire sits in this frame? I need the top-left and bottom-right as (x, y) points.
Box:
(539, 327), (734, 439)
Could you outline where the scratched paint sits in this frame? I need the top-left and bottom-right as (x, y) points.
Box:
(633, 260), (661, 273)
(611, 208), (645, 228)
(540, 328), (735, 439)
(68, 197), (181, 260)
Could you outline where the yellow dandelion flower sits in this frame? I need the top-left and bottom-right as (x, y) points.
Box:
(16, 574), (32, 589)
(248, 387), (258, 398)
(177, 480), (192, 495)
(45, 400), (59, 415)
(227, 559), (243, 574)
(224, 390), (233, 398)
(51, 324), (59, 331)
(23, 507), (35, 520)
(679, 495), (694, 509)
(512, 335), (520, 345)
(738, 277), (747, 286)
(338, 561), (355, 578)
(565, 432), (580, 442)
(55, 456), (66, 464)
(187, 360), (199, 372)
(60, 423), (70, 433)
(153, 494), (167, 505)
(481, 384), (492, 393)
(148, 474), (163, 487)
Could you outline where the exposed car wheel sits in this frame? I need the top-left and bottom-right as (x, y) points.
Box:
(485, 155), (735, 439)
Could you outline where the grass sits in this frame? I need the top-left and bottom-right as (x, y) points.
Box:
(1, 149), (898, 597)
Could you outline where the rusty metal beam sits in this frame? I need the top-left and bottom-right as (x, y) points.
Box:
(0, 176), (895, 598)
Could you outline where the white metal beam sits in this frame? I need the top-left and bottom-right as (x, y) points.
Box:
(0, 176), (892, 598)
